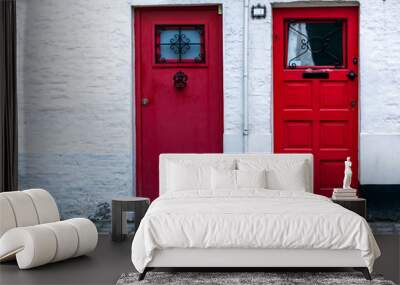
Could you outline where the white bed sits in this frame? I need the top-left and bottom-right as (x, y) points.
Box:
(131, 154), (380, 280)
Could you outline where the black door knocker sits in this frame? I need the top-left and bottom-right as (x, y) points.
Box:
(173, 71), (188, 89)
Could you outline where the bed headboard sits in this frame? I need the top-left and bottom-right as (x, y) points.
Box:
(159, 153), (313, 195)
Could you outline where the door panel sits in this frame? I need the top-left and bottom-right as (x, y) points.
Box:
(273, 7), (359, 197)
(135, 7), (223, 200)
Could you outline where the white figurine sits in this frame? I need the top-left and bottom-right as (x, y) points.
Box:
(342, 157), (352, 189)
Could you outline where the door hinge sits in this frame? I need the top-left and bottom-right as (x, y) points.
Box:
(218, 5), (223, 15)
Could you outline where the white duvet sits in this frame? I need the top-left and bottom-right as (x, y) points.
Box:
(131, 190), (380, 273)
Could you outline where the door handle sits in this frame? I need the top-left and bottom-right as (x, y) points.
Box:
(347, 71), (357, 81)
(351, 100), (357, 108)
(141, 98), (150, 106)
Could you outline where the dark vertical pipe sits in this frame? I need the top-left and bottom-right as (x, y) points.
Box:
(0, 0), (18, 192)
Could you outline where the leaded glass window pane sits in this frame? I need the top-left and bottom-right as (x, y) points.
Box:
(287, 21), (344, 68)
(156, 25), (205, 64)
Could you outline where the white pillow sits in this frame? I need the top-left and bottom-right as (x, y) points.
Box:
(166, 159), (236, 192)
(211, 168), (268, 190)
(211, 168), (236, 190)
(266, 168), (306, 191)
(236, 169), (267, 188)
(237, 158), (308, 191)
(167, 162), (211, 191)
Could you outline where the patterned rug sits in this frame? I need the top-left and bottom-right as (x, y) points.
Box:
(116, 271), (396, 285)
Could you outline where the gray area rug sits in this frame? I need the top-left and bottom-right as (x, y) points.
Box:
(116, 272), (396, 285)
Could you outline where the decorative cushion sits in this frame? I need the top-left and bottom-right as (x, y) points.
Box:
(237, 169), (267, 189)
(238, 158), (308, 191)
(267, 168), (306, 191)
(211, 169), (268, 190)
(167, 159), (235, 191)
(211, 168), (236, 190)
(167, 163), (211, 191)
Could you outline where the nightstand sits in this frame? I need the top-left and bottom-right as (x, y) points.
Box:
(112, 197), (150, 242)
(331, 198), (367, 219)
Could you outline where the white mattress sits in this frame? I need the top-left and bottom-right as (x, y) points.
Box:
(131, 190), (380, 273)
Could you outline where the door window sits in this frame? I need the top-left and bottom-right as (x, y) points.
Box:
(155, 25), (205, 64)
(286, 20), (344, 68)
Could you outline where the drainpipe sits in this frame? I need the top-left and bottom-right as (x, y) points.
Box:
(243, 0), (250, 152)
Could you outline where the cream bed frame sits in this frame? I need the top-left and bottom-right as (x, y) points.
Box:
(139, 154), (370, 280)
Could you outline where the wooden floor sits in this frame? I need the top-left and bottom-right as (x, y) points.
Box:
(1, 233), (399, 285)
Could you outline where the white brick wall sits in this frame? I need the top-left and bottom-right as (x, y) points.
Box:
(16, 0), (134, 221)
(16, 0), (400, 222)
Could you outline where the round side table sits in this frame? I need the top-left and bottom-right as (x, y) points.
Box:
(111, 197), (150, 242)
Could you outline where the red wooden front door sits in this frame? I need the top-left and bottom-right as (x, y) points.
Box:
(273, 7), (359, 197)
(135, 6), (223, 200)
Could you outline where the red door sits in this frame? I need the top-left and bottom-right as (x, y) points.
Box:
(135, 6), (223, 200)
(273, 7), (359, 197)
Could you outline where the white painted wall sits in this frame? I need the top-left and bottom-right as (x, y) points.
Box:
(16, 0), (400, 221)
(16, 0), (134, 221)
(357, 0), (400, 184)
